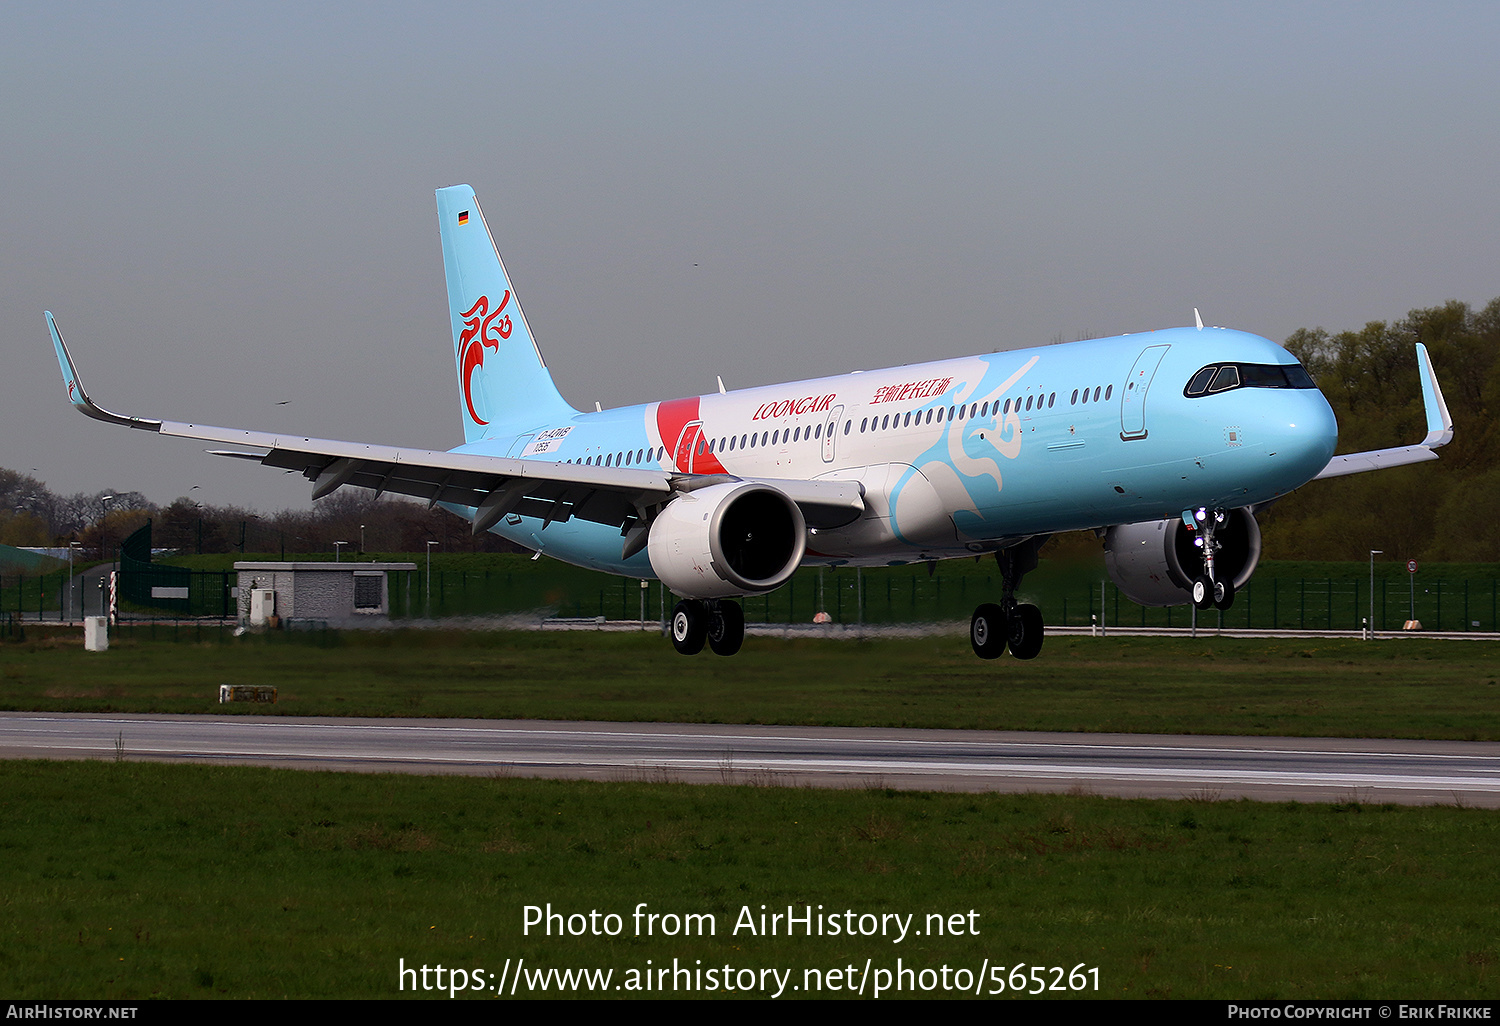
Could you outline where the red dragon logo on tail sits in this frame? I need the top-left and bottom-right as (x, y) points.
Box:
(459, 293), (513, 425)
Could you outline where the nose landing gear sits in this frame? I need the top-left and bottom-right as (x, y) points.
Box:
(1188, 507), (1236, 611)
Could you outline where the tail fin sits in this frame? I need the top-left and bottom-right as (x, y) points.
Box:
(437, 185), (577, 443)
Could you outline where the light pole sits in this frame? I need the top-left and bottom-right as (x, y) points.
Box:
(334, 541), (348, 562)
(68, 541), (80, 622)
(359, 524), (366, 555)
(425, 540), (439, 618)
(1369, 550), (1382, 638)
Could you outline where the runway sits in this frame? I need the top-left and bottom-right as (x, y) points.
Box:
(3, 712), (1499, 807)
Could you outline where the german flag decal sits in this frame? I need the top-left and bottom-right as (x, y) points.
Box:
(458, 210), (470, 225)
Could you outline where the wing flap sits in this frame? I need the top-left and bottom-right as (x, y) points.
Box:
(167, 420), (673, 528)
(49, 312), (867, 534)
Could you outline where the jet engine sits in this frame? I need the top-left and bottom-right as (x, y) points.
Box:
(647, 482), (807, 599)
(1103, 508), (1262, 607)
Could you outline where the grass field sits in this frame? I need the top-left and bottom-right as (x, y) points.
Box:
(1, 628), (1497, 739)
(5, 617), (1498, 1000)
(2, 760), (1496, 999)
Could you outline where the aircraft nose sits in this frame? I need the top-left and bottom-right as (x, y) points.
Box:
(1275, 388), (1339, 481)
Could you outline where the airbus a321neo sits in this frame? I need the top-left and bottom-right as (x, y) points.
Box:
(47, 184), (1453, 658)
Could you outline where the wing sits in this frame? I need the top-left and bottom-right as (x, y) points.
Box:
(46, 314), (865, 546)
(1312, 342), (1454, 480)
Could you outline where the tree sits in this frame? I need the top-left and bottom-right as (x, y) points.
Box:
(1267, 297), (1500, 561)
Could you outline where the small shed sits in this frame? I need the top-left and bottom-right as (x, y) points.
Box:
(233, 562), (416, 626)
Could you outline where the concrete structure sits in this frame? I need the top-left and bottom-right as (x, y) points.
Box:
(233, 562), (416, 627)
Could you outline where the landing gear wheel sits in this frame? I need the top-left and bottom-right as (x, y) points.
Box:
(970, 603), (1008, 659)
(1191, 575), (1214, 611)
(707, 600), (745, 657)
(670, 600), (707, 655)
(1212, 578), (1235, 611)
(1008, 603), (1045, 660)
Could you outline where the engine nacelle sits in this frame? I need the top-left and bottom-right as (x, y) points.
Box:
(1103, 508), (1262, 607)
(647, 482), (807, 599)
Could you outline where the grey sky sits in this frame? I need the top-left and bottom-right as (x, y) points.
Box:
(4, 1), (1497, 512)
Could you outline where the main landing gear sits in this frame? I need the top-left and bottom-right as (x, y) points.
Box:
(970, 539), (1048, 661)
(670, 599), (745, 657)
(1187, 507), (1236, 612)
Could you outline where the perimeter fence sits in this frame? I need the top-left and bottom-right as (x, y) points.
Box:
(342, 565), (1500, 633)
(3, 565), (1494, 634)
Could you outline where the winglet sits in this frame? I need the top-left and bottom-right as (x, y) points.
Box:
(1416, 342), (1453, 448)
(1312, 342), (1454, 480)
(45, 312), (162, 431)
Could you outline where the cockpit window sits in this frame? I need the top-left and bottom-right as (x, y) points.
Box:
(1210, 366), (1240, 392)
(1186, 366), (1216, 395)
(1185, 362), (1316, 397)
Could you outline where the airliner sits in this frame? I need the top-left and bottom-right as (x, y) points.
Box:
(47, 184), (1454, 659)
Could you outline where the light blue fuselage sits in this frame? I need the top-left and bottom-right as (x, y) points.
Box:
(444, 326), (1337, 580)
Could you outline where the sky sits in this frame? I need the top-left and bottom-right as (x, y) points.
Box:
(4, 1), (1498, 512)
